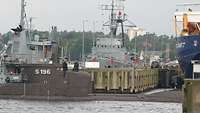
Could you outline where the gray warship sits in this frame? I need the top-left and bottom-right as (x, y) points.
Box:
(88, 0), (136, 68)
(0, 0), (91, 98)
(0, 0), (57, 84)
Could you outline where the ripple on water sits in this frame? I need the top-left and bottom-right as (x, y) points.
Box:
(0, 100), (182, 113)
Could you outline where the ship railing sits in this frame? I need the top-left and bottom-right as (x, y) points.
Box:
(5, 53), (52, 64)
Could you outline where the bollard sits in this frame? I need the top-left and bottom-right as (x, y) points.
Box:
(183, 79), (200, 113)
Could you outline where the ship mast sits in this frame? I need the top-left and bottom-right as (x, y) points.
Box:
(20, 0), (26, 29)
(110, 0), (116, 37)
(102, 0), (126, 47)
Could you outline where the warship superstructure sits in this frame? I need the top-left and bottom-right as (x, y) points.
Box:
(89, 0), (136, 68)
(9, 0), (55, 64)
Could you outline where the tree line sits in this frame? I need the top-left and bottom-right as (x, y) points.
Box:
(1, 31), (177, 60)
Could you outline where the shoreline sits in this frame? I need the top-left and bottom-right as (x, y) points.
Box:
(0, 89), (183, 103)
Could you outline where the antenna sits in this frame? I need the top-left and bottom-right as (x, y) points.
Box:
(29, 17), (36, 30)
(28, 17), (36, 41)
(20, 0), (26, 29)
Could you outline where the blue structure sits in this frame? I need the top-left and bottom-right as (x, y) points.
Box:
(177, 36), (200, 78)
(174, 6), (200, 78)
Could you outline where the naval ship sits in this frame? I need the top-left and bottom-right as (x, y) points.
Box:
(174, 4), (200, 78)
(88, 0), (136, 68)
(0, 0), (91, 98)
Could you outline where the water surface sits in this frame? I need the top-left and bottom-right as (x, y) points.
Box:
(0, 100), (182, 113)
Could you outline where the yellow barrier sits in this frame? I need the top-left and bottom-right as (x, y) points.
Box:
(87, 68), (159, 93)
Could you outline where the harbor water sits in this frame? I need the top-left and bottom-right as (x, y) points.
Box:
(0, 100), (182, 113)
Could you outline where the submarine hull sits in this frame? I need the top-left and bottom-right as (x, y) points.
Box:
(0, 64), (92, 98)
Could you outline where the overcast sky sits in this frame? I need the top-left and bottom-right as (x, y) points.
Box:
(0, 0), (199, 35)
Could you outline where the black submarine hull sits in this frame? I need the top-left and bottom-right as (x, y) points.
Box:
(0, 64), (92, 99)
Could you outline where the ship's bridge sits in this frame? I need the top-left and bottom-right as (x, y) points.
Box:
(96, 37), (123, 48)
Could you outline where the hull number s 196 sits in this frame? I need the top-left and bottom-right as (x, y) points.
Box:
(35, 69), (51, 75)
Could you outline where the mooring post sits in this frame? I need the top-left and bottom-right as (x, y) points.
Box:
(23, 82), (26, 96)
